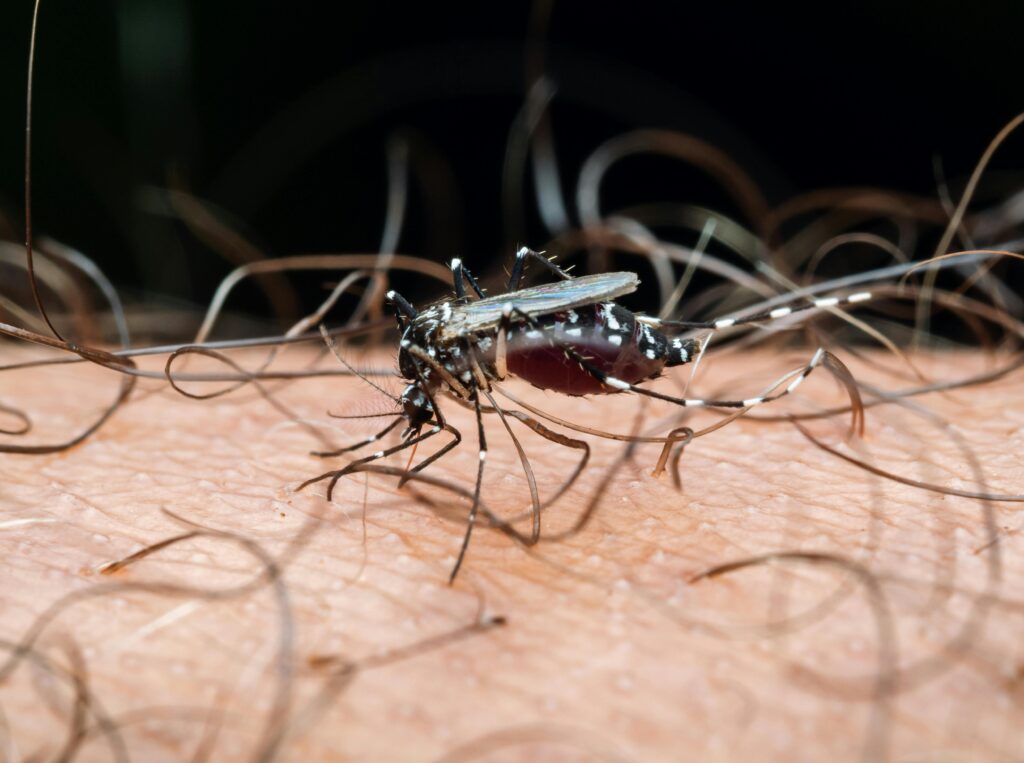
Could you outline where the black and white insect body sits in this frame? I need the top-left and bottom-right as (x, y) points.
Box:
(308, 247), (875, 581)
(393, 266), (702, 410)
(501, 301), (700, 396)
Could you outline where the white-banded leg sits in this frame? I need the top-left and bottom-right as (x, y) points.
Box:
(644, 289), (875, 332)
(397, 364), (465, 484)
(496, 252), (579, 381)
(478, 386), (541, 545)
(497, 406), (590, 517)
(492, 298), (533, 381)
(468, 325), (589, 546)
(449, 258), (487, 301)
(302, 358), (461, 498)
(392, 359), (463, 484)
(493, 304), (513, 380)
(449, 390), (488, 583)
(385, 290), (418, 322)
(299, 422), (451, 501)
(507, 246), (574, 291)
(596, 347), (828, 410)
(403, 425), (463, 480)
(503, 305), (828, 412)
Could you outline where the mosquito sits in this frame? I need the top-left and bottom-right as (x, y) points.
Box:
(301, 247), (873, 580)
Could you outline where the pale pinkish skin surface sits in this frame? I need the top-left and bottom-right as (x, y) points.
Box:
(0, 346), (1021, 762)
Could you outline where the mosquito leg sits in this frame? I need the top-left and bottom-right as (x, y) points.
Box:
(505, 305), (830, 412)
(449, 258), (486, 301)
(494, 306), (511, 379)
(502, 409), (590, 511)
(449, 392), (488, 583)
(493, 298), (530, 380)
(463, 267), (486, 299)
(596, 347), (828, 410)
(642, 289), (875, 331)
(384, 289), (418, 321)
(450, 259), (467, 301)
(506, 246), (574, 291)
(311, 415), (404, 458)
(472, 322), (587, 540)
(298, 423), (447, 500)
(405, 423), (462, 476)
(398, 356), (461, 484)
(479, 387), (541, 544)
(406, 344), (471, 398)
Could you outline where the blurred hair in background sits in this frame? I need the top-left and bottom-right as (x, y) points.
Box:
(1, 1), (1022, 332)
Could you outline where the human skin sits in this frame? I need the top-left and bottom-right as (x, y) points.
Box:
(0, 344), (1022, 762)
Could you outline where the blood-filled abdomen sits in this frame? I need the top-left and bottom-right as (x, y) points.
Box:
(504, 303), (667, 395)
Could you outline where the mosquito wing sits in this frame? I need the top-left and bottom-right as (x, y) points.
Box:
(440, 272), (640, 337)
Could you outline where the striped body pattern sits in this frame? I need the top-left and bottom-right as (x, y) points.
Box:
(498, 302), (697, 395)
(397, 296), (699, 410)
(390, 248), (873, 422)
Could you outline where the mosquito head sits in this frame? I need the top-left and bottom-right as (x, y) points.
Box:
(399, 382), (435, 433)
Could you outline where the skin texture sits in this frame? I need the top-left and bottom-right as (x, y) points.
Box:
(0, 343), (1022, 762)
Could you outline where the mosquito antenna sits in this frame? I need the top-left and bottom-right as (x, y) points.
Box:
(318, 324), (399, 402)
(328, 411), (401, 420)
(24, 0), (63, 341)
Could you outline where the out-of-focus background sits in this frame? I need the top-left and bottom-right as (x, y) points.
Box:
(1, 1), (1022, 326)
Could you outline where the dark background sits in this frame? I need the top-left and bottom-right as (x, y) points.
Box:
(1, 1), (1022, 325)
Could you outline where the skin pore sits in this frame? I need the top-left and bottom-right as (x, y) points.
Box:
(1, 341), (1021, 762)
